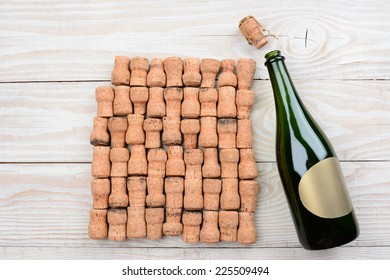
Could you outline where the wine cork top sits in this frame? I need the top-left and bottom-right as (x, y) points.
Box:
(239, 15), (268, 49)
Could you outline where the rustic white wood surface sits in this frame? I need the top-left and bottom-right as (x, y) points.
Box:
(0, 0), (389, 260)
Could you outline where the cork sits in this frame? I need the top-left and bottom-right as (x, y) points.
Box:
(111, 56), (130, 86)
(88, 209), (108, 240)
(166, 146), (185, 177)
(239, 180), (259, 213)
(127, 206), (146, 238)
(239, 149), (258, 179)
(198, 117), (218, 148)
(203, 179), (221, 211)
(163, 57), (183, 87)
(239, 16), (268, 49)
(163, 208), (183, 236)
(219, 210), (238, 242)
(107, 208), (127, 241)
(181, 119), (200, 149)
(184, 178), (203, 210)
(108, 117), (127, 148)
(217, 119), (237, 149)
(219, 148), (239, 178)
(110, 147), (130, 177)
(183, 58), (201, 87)
(164, 87), (183, 118)
(130, 87), (149, 115)
(237, 119), (253, 148)
(181, 87), (200, 118)
(236, 89), (255, 119)
(145, 207), (164, 240)
(91, 146), (111, 178)
(236, 58), (256, 90)
(165, 177), (184, 209)
(113, 86), (132, 116)
(128, 144), (148, 176)
(220, 178), (240, 210)
(202, 148), (220, 178)
(127, 176), (146, 207)
(91, 178), (110, 209)
(126, 114), (145, 144)
(237, 212), (257, 244)
(200, 210), (220, 243)
(217, 86), (236, 118)
(182, 211), (202, 243)
(162, 117), (182, 146)
(200, 58), (219, 88)
(147, 148), (167, 178)
(199, 88), (218, 117)
(184, 149), (203, 179)
(147, 87), (166, 118)
(109, 177), (128, 208)
(90, 117), (110, 146)
(147, 58), (166, 87)
(146, 177), (165, 207)
(96, 86), (114, 117)
(218, 59), (237, 88)
(143, 118), (163, 148)
(129, 57), (149, 87)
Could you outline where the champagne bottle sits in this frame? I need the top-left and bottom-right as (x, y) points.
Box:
(265, 50), (359, 250)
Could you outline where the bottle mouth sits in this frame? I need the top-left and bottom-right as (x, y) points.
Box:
(264, 50), (284, 65)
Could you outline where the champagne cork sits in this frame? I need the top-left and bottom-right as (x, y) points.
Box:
(129, 57), (149, 87)
(239, 16), (268, 49)
(237, 212), (257, 244)
(127, 176), (146, 207)
(182, 211), (202, 243)
(163, 208), (183, 236)
(184, 178), (203, 210)
(220, 178), (240, 210)
(110, 147), (130, 177)
(143, 118), (163, 148)
(183, 58), (201, 87)
(130, 87), (149, 115)
(164, 87), (183, 118)
(127, 206), (146, 238)
(109, 177), (128, 208)
(218, 59), (237, 88)
(147, 87), (166, 118)
(236, 58), (256, 90)
(217, 86), (236, 118)
(147, 58), (166, 87)
(163, 57), (183, 87)
(128, 144), (147, 176)
(239, 149), (258, 179)
(166, 146), (185, 177)
(126, 114), (145, 144)
(220, 148), (239, 178)
(219, 210), (238, 242)
(90, 117), (110, 146)
(181, 119), (200, 149)
(203, 179), (221, 211)
(146, 177), (165, 207)
(91, 178), (110, 209)
(181, 87), (200, 118)
(184, 149), (203, 179)
(88, 209), (108, 240)
(198, 117), (218, 148)
(147, 148), (167, 178)
(202, 148), (220, 178)
(91, 146), (110, 178)
(217, 119), (237, 149)
(162, 117), (182, 146)
(236, 89), (255, 119)
(111, 56), (130, 86)
(107, 208), (127, 241)
(199, 88), (218, 117)
(165, 177), (184, 209)
(200, 58), (219, 88)
(239, 180), (259, 213)
(237, 119), (253, 148)
(96, 86), (114, 117)
(145, 207), (164, 240)
(200, 210), (220, 243)
(113, 86), (132, 116)
(108, 117), (127, 148)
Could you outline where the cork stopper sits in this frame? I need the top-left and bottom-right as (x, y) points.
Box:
(147, 148), (167, 178)
(130, 87), (149, 115)
(203, 179), (221, 211)
(143, 118), (163, 148)
(202, 148), (221, 178)
(127, 206), (146, 238)
(198, 117), (218, 148)
(199, 88), (218, 117)
(200, 58), (219, 88)
(108, 117), (127, 148)
(91, 146), (111, 178)
(163, 57), (183, 87)
(239, 16), (268, 49)
(91, 178), (110, 209)
(126, 114), (145, 144)
(184, 178), (203, 210)
(237, 119), (253, 148)
(164, 87), (183, 118)
(181, 119), (200, 149)
(128, 144), (147, 176)
(166, 146), (185, 177)
(109, 177), (128, 208)
(90, 117), (110, 146)
(165, 177), (184, 209)
(239, 180), (259, 213)
(110, 147), (130, 177)
(219, 148), (239, 179)
(147, 87), (166, 118)
(181, 87), (200, 118)
(147, 58), (166, 87)
(145, 207), (164, 240)
(129, 57), (149, 87)
(220, 178), (240, 210)
(146, 177), (165, 207)
(182, 211), (202, 243)
(239, 149), (258, 179)
(162, 117), (182, 146)
(237, 212), (257, 244)
(88, 209), (108, 240)
(217, 119), (237, 149)
(183, 58), (201, 87)
(127, 176), (146, 207)
(163, 208), (183, 236)
(218, 59), (237, 88)
(200, 210), (220, 243)
(111, 56), (130, 86)
(113, 86), (132, 116)
(236, 89), (255, 119)
(217, 86), (237, 118)
(219, 210), (238, 242)
(236, 58), (256, 90)
(184, 149), (203, 179)
(107, 208), (127, 241)
(96, 86), (114, 117)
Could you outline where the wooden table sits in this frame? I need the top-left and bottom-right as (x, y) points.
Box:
(0, 0), (389, 260)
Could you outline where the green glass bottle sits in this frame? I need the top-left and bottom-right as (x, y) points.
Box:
(265, 50), (359, 250)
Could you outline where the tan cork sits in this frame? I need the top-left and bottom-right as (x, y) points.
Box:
(217, 86), (237, 118)
(200, 58), (219, 88)
(218, 119), (237, 149)
(127, 206), (146, 238)
(163, 208), (183, 236)
(203, 179), (221, 211)
(239, 149), (258, 179)
(108, 117), (127, 148)
(236, 58), (256, 90)
(181, 87), (200, 118)
(128, 144), (148, 176)
(109, 177), (128, 208)
(218, 59), (237, 88)
(236, 89), (255, 119)
(202, 148), (220, 178)
(146, 177), (165, 207)
(184, 149), (203, 179)
(183, 58), (201, 87)
(237, 212), (257, 244)
(91, 146), (111, 178)
(147, 148), (167, 178)
(88, 209), (108, 240)
(110, 147), (130, 177)
(147, 87), (166, 118)
(182, 211), (202, 243)
(126, 114), (145, 145)
(129, 57), (149, 87)
(239, 16), (268, 49)
(199, 88), (218, 117)
(198, 117), (218, 148)
(237, 119), (253, 148)
(165, 177), (184, 209)
(145, 207), (164, 240)
(166, 146), (185, 177)
(239, 180), (259, 213)
(200, 210), (220, 243)
(111, 56), (130, 86)
(220, 148), (239, 178)
(107, 208), (127, 241)
(143, 118), (163, 148)
(220, 178), (240, 210)
(90, 117), (110, 146)
(181, 119), (200, 149)
(147, 58), (166, 88)
(113, 86), (132, 116)
(130, 87), (149, 115)
(164, 87), (183, 118)
(184, 178), (203, 210)
(96, 86), (114, 117)
(127, 176), (146, 207)
(163, 57), (183, 87)
(91, 178), (110, 209)
(162, 117), (182, 146)
(219, 210), (238, 242)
